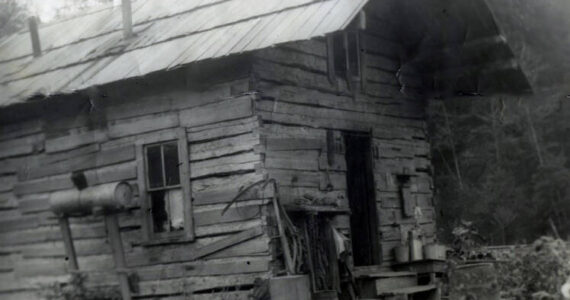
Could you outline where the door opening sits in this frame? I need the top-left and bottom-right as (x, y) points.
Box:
(344, 132), (380, 266)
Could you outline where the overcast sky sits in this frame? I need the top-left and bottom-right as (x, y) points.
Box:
(23, 0), (121, 22)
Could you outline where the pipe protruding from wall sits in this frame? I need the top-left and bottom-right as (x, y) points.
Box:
(122, 0), (133, 39)
(28, 16), (42, 57)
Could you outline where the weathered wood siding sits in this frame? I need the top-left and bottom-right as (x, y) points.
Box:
(251, 29), (436, 267)
(0, 74), (273, 299)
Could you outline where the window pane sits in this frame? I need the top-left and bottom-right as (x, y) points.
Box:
(150, 190), (168, 233)
(333, 33), (347, 77)
(347, 32), (360, 78)
(167, 189), (184, 231)
(163, 142), (180, 186)
(146, 145), (164, 189)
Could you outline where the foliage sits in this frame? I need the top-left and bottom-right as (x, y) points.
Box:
(0, 0), (28, 39)
(493, 237), (570, 299)
(429, 94), (570, 244)
(42, 273), (120, 300)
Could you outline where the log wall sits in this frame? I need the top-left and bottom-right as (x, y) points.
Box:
(251, 26), (436, 267)
(0, 72), (273, 299)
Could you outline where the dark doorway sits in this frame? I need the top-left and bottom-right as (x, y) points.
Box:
(344, 133), (380, 266)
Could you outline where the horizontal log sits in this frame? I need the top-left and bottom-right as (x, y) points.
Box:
(259, 123), (326, 140)
(192, 152), (260, 179)
(255, 47), (328, 74)
(44, 144), (100, 165)
(14, 161), (136, 196)
(281, 38), (327, 57)
(266, 169), (320, 188)
(264, 150), (319, 171)
(319, 171), (346, 191)
(187, 116), (260, 143)
(179, 95), (254, 128)
(0, 175), (16, 192)
(194, 204), (265, 227)
(257, 100), (423, 129)
(253, 60), (338, 94)
(45, 130), (107, 153)
(195, 219), (265, 238)
(136, 273), (265, 297)
(19, 238), (113, 258)
(135, 257), (270, 281)
(0, 119), (43, 142)
(21, 145), (135, 181)
(0, 134), (44, 159)
(0, 215), (40, 233)
(261, 137), (323, 152)
(127, 229), (267, 267)
(107, 111), (179, 139)
(0, 223), (106, 246)
(190, 132), (260, 161)
(194, 180), (273, 206)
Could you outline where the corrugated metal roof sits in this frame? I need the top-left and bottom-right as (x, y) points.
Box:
(0, 0), (368, 107)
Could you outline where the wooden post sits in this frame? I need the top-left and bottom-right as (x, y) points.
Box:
(121, 0), (133, 38)
(28, 16), (42, 57)
(105, 214), (132, 300)
(59, 217), (79, 271)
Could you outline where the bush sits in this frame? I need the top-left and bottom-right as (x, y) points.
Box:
(493, 236), (570, 299)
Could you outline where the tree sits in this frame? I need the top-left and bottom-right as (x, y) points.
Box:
(0, 0), (28, 39)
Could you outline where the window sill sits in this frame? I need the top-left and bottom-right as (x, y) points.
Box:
(138, 234), (194, 247)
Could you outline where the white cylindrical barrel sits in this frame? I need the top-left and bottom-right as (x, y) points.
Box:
(49, 182), (134, 215)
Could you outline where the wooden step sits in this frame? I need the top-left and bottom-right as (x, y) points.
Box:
(374, 274), (417, 294)
(377, 284), (437, 296)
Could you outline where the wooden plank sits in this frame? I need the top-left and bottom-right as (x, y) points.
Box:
(107, 111), (179, 139)
(136, 273), (264, 297)
(45, 129), (107, 153)
(0, 119), (43, 142)
(0, 134), (43, 159)
(264, 150), (319, 171)
(194, 181), (274, 206)
(190, 227), (264, 261)
(43, 144), (100, 165)
(192, 152), (260, 179)
(21, 145), (135, 180)
(187, 116), (260, 143)
(101, 127), (177, 151)
(185, 257), (270, 276)
(255, 47), (328, 73)
(13, 174), (72, 196)
(136, 257), (270, 281)
(14, 162), (136, 196)
(177, 128), (195, 240)
(259, 123), (326, 140)
(0, 215), (40, 233)
(281, 38), (327, 57)
(253, 60), (339, 94)
(262, 137), (323, 152)
(0, 175), (17, 192)
(257, 100), (423, 129)
(190, 132), (260, 161)
(267, 169), (320, 188)
(195, 219), (265, 238)
(179, 95), (254, 128)
(194, 204), (264, 227)
(105, 93), (173, 121)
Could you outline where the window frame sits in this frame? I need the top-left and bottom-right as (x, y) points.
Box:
(327, 29), (365, 92)
(136, 128), (194, 242)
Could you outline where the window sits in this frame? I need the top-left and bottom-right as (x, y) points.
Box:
(136, 128), (194, 241)
(328, 31), (362, 91)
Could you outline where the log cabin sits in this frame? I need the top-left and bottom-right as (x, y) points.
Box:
(0, 0), (539, 299)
